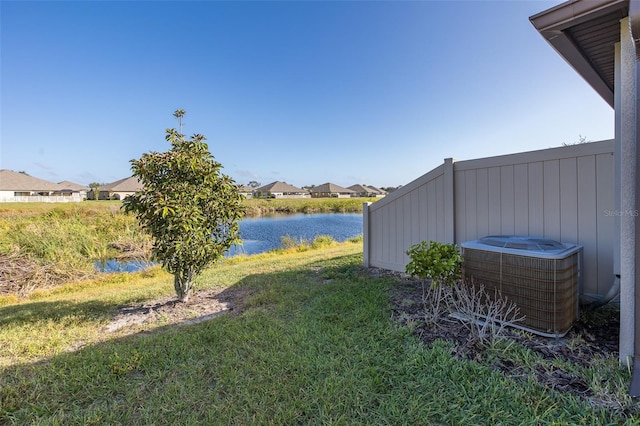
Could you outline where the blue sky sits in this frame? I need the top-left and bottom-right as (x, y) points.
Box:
(1, 0), (614, 189)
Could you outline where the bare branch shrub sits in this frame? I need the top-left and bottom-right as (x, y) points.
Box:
(419, 278), (454, 326)
(451, 280), (525, 347)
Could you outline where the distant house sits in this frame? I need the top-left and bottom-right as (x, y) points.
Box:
(309, 183), (356, 198)
(237, 185), (254, 199)
(0, 169), (79, 202)
(58, 181), (89, 200)
(254, 181), (310, 198)
(98, 176), (142, 200)
(348, 184), (386, 198)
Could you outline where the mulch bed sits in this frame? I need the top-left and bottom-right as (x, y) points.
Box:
(383, 269), (628, 410)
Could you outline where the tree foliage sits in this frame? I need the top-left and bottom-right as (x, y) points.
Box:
(562, 134), (591, 146)
(123, 110), (243, 302)
(88, 182), (102, 200)
(405, 241), (463, 326)
(405, 241), (462, 288)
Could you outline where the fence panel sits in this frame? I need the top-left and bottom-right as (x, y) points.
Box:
(364, 140), (615, 299)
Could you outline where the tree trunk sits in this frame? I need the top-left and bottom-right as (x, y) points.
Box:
(174, 270), (194, 302)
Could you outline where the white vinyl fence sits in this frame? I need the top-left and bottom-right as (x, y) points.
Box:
(1, 195), (84, 203)
(363, 140), (616, 299)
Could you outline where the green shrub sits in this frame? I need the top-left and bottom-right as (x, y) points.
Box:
(280, 235), (304, 250)
(405, 241), (462, 326)
(310, 235), (336, 249)
(405, 241), (462, 288)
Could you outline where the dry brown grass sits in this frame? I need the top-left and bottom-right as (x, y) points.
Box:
(0, 252), (92, 297)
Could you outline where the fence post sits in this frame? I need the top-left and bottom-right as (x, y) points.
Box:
(363, 202), (371, 268)
(444, 158), (455, 244)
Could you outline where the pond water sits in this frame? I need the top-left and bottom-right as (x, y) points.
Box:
(228, 212), (362, 256)
(95, 258), (156, 273)
(96, 213), (363, 272)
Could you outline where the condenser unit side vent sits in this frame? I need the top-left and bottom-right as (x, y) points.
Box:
(461, 236), (583, 337)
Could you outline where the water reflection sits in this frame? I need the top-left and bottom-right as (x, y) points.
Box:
(95, 258), (155, 273)
(95, 213), (363, 271)
(228, 213), (362, 256)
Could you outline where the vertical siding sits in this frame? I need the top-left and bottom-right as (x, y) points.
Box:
(560, 157), (578, 244)
(436, 176), (445, 242)
(454, 170), (466, 242)
(476, 169), (489, 238)
(528, 162), (545, 235)
(543, 160), (561, 237)
(465, 170), (477, 241)
(364, 140), (615, 298)
(577, 155), (598, 295)
(514, 163), (529, 234)
(418, 185), (428, 242)
(410, 190), (420, 248)
(596, 152), (615, 295)
(500, 165), (515, 235)
(366, 164), (447, 271)
(427, 182), (437, 241)
(488, 167), (502, 234)
(392, 201), (406, 264)
(403, 194), (412, 265)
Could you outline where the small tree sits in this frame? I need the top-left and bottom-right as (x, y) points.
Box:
(88, 182), (102, 200)
(405, 241), (462, 325)
(123, 110), (243, 302)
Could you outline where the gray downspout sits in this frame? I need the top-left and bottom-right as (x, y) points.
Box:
(630, 0), (640, 398)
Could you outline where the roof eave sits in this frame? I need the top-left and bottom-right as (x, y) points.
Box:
(530, 0), (626, 30)
(530, 0), (628, 109)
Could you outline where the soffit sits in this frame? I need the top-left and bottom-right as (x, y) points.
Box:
(565, 10), (626, 94)
(530, 0), (628, 108)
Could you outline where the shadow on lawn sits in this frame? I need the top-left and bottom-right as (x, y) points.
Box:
(0, 256), (371, 422)
(0, 299), (118, 327)
(1, 252), (363, 355)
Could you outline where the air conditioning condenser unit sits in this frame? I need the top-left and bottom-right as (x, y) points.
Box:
(461, 236), (583, 337)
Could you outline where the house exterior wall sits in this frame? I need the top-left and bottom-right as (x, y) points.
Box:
(1, 189), (84, 202)
(255, 191), (309, 199)
(99, 191), (136, 200)
(364, 140), (615, 300)
(312, 192), (351, 198)
(616, 16), (636, 365)
(113, 191), (136, 200)
(0, 190), (15, 201)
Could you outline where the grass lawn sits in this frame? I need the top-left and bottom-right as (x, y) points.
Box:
(0, 242), (636, 424)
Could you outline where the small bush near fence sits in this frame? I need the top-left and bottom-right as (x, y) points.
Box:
(405, 240), (523, 347)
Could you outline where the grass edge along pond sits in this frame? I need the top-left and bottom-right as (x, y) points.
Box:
(0, 199), (374, 295)
(0, 242), (635, 424)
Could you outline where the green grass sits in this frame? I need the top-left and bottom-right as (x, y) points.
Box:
(242, 197), (378, 215)
(0, 242), (636, 424)
(0, 200), (123, 217)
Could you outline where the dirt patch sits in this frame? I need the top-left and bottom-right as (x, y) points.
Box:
(105, 284), (255, 333)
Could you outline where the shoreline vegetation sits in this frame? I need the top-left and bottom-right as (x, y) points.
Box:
(0, 199), (374, 297)
(0, 197), (378, 217)
(241, 197), (378, 216)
